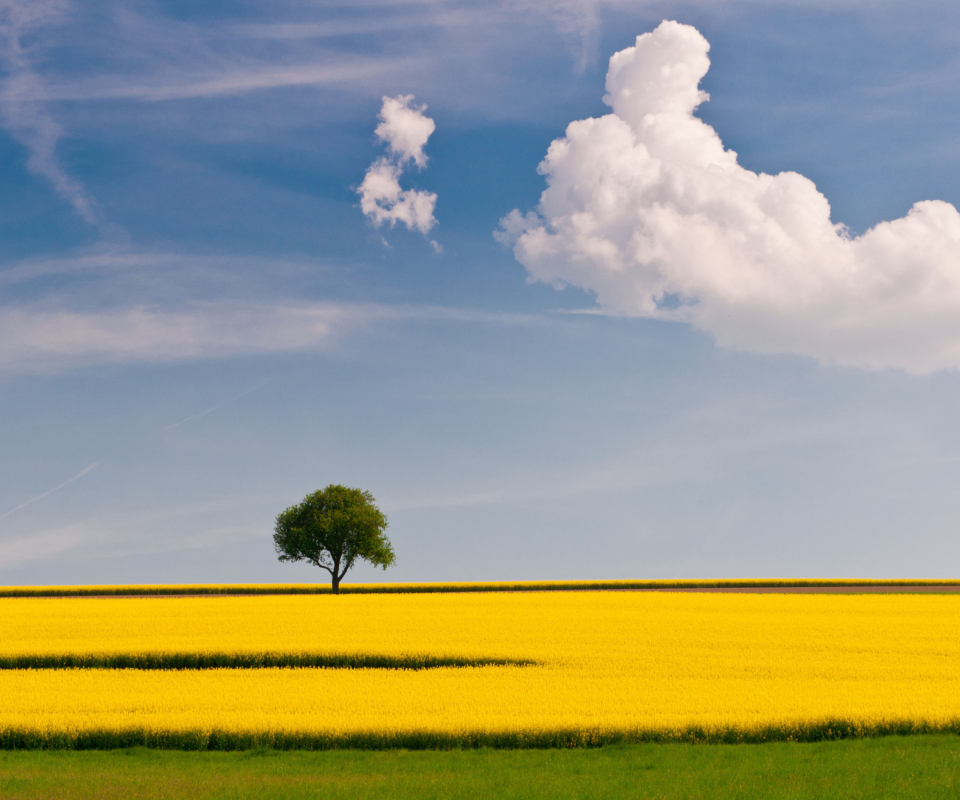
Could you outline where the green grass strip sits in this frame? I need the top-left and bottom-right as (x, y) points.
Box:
(0, 653), (534, 671)
(2, 720), (960, 750)
(3, 578), (960, 597)
(4, 737), (960, 800)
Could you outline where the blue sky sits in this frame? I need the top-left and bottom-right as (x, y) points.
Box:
(3, 0), (960, 585)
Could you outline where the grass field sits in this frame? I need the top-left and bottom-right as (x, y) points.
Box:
(4, 591), (960, 747)
(2, 737), (960, 799)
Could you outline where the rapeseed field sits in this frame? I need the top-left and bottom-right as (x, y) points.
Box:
(2, 578), (957, 597)
(1, 591), (959, 748)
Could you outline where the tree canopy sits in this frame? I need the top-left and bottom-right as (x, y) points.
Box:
(273, 485), (395, 593)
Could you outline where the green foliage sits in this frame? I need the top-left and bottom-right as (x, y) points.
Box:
(5, 720), (960, 751)
(0, 653), (534, 671)
(3, 737), (960, 799)
(273, 485), (394, 592)
(5, 579), (960, 598)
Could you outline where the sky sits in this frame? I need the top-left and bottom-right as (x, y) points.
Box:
(4, 0), (960, 586)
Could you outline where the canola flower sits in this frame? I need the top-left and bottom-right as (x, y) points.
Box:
(1, 578), (957, 597)
(2, 592), (960, 748)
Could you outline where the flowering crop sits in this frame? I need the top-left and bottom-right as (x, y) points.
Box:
(1, 578), (958, 597)
(2, 592), (960, 748)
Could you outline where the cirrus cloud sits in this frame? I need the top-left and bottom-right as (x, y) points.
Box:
(0, 301), (361, 372)
(498, 20), (960, 374)
(0, 0), (99, 224)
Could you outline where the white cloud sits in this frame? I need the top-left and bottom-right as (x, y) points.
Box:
(498, 20), (960, 374)
(358, 94), (438, 236)
(375, 93), (435, 167)
(358, 157), (437, 235)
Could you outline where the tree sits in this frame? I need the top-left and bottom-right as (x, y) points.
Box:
(273, 485), (395, 593)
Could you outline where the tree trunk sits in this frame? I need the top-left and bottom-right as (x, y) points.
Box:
(330, 554), (342, 594)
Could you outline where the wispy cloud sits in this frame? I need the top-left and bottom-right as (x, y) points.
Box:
(40, 59), (418, 103)
(0, 293), (546, 374)
(0, 249), (329, 290)
(0, 0), (98, 223)
(229, 8), (494, 40)
(0, 301), (366, 372)
(0, 498), (262, 569)
(0, 525), (95, 568)
(382, 412), (880, 512)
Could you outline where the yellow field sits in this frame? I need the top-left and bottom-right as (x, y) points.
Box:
(2, 578), (958, 597)
(2, 592), (960, 747)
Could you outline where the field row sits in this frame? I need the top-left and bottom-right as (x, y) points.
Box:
(3, 592), (960, 748)
(2, 578), (959, 597)
(3, 664), (960, 748)
(0, 653), (530, 670)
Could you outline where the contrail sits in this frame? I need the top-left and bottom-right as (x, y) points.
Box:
(160, 378), (274, 432)
(0, 462), (101, 522)
(0, 380), (272, 524)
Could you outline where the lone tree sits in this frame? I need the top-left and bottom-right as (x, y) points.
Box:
(273, 485), (395, 593)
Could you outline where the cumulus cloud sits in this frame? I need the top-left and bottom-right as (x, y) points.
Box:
(358, 158), (437, 235)
(497, 20), (960, 373)
(358, 94), (438, 237)
(375, 93), (435, 167)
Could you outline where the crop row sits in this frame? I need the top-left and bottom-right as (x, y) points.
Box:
(2, 719), (956, 751)
(2, 578), (959, 597)
(0, 653), (532, 671)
